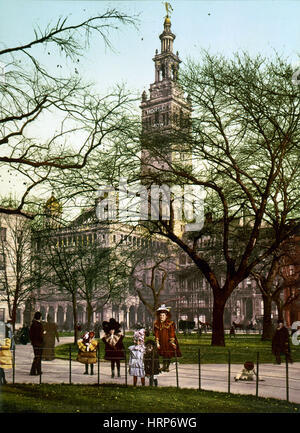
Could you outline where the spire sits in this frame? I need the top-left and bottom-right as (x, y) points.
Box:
(160, 3), (175, 53)
(152, 4), (179, 83)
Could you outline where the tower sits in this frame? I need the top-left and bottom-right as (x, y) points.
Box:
(140, 12), (192, 179)
(44, 192), (62, 228)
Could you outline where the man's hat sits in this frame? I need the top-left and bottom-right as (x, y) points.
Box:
(156, 304), (170, 313)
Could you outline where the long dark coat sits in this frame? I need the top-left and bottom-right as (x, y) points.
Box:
(272, 326), (290, 354)
(29, 319), (44, 347)
(144, 340), (160, 376)
(102, 334), (125, 361)
(154, 319), (182, 359)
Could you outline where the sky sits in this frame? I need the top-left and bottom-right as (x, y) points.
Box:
(0, 0), (300, 204)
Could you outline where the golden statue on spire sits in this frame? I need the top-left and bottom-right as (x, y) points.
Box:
(164, 2), (173, 18)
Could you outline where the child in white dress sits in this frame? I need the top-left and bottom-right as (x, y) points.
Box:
(128, 329), (146, 386)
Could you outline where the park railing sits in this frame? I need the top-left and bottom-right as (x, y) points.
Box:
(4, 343), (300, 405)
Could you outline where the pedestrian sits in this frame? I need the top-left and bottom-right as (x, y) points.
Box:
(234, 361), (257, 381)
(29, 311), (44, 376)
(5, 319), (15, 351)
(144, 339), (160, 386)
(102, 318), (125, 378)
(42, 314), (60, 361)
(0, 321), (13, 385)
(77, 331), (98, 375)
(19, 323), (30, 345)
(154, 304), (182, 372)
(229, 325), (235, 338)
(272, 320), (293, 364)
(128, 329), (146, 386)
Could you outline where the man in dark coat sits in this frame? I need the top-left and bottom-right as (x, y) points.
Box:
(272, 320), (293, 364)
(29, 311), (44, 375)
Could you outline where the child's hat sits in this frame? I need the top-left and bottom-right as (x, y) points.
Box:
(244, 361), (254, 371)
(134, 328), (145, 343)
(156, 304), (170, 313)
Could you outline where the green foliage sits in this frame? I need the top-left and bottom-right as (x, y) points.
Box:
(1, 383), (299, 413)
(55, 334), (300, 364)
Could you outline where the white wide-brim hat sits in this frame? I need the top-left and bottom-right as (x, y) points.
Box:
(156, 304), (171, 313)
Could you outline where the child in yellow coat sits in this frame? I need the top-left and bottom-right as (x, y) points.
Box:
(77, 331), (98, 375)
(0, 337), (12, 385)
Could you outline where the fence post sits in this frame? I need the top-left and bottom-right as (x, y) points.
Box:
(125, 350), (128, 387)
(228, 349), (231, 394)
(198, 348), (201, 391)
(12, 346), (15, 384)
(175, 354), (179, 389)
(69, 345), (72, 384)
(286, 356), (289, 402)
(256, 351), (259, 397)
(39, 350), (42, 384)
(97, 344), (100, 385)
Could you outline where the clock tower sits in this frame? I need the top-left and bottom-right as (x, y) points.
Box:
(140, 14), (192, 179)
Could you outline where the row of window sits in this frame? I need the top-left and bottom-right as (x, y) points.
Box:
(143, 110), (189, 129)
(118, 234), (166, 250)
(35, 231), (167, 252)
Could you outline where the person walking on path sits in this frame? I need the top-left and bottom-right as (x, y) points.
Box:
(154, 305), (181, 372)
(5, 319), (15, 351)
(0, 321), (13, 384)
(42, 314), (60, 361)
(144, 338), (160, 386)
(102, 318), (125, 378)
(229, 325), (236, 338)
(19, 323), (30, 345)
(128, 329), (146, 386)
(29, 311), (44, 376)
(77, 331), (98, 375)
(272, 320), (293, 364)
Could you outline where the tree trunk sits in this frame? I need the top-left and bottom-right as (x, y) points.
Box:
(274, 298), (284, 323)
(261, 293), (273, 340)
(86, 302), (93, 330)
(11, 302), (17, 332)
(211, 296), (227, 346)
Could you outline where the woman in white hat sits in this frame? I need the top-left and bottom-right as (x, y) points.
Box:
(154, 305), (181, 372)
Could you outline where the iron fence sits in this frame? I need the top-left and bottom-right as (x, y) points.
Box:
(3, 344), (300, 405)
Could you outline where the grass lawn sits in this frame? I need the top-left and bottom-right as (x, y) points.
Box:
(55, 333), (300, 365)
(1, 383), (300, 413)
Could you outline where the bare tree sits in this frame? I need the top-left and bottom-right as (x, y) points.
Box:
(133, 52), (300, 346)
(252, 233), (300, 339)
(0, 10), (137, 218)
(0, 213), (33, 329)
